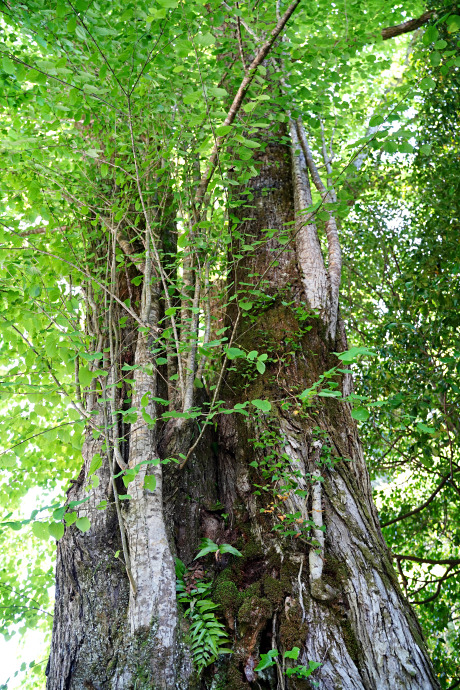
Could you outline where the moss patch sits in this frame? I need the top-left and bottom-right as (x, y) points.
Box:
(340, 616), (360, 664)
(238, 595), (272, 624)
(263, 575), (286, 605)
(279, 602), (308, 650)
(214, 580), (239, 614)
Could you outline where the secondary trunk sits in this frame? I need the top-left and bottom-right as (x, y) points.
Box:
(46, 131), (439, 689)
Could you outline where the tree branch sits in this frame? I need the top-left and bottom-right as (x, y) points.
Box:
(393, 554), (460, 566)
(194, 0), (302, 207)
(410, 567), (460, 605)
(296, 118), (341, 339)
(381, 474), (449, 527)
(382, 11), (434, 40)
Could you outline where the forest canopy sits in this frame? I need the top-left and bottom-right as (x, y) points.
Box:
(0, 0), (458, 688)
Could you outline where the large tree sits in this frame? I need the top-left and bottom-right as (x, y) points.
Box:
(0, 1), (457, 688)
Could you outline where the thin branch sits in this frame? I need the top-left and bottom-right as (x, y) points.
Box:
(126, 101), (185, 400)
(19, 225), (66, 237)
(102, 399), (137, 595)
(183, 269), (201, 412)
(1, 238), (153, 332)
(236, 14), (248, 74)
(221, 1), (260, 40)
(381, 475), (449, 528)
(2, 317), (95, 425)
(410, 567), (460, 606)
(68, 1), (126, 95)
(179, 309), (242, 469)
(393, 554), (460, 566)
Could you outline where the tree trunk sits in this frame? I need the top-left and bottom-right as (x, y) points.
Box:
(46, 132), (439, 690)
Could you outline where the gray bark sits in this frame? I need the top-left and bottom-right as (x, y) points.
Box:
(46, 132), (439, 690)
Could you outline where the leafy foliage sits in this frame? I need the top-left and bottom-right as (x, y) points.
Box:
(175, 559), (231, 672)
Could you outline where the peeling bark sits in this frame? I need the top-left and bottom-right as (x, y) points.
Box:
(289, 119), (330, 318)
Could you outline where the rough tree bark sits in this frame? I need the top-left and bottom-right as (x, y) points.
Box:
(46, 129), (440, 689)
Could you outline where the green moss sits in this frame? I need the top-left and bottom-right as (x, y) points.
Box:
(279, 603), (307, 650)
(322, 555), (347, 591)
(280, 559), (299, 581)
(263, 575), (285, 605)
(340, 617), (360, 663)
(238, 596), (272, 623)
(239, 581), (261, 602)
(241, 539), (263, 560)
(226, 664), (250, 689)
(214, 580), (240, 614)
(215, 567), (233, 584)
(266, 547), (282, 570)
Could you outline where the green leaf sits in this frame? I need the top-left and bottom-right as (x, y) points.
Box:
(53, 507), (66, 521)
(255, 649), (278, 672)
(284, 647), (300, 660)
(195, 33), (215, 46)
(256, 360), (266, 374)
(144, 475), (157, 492)
(195, 545), (219, 558)
(88, 453), (102, 476)
(177, 232), (189, 248)
(48, 522), (64, 540)
(398, 141), (413, 154)
(79, 365), (93, 387)
(226, 347), (245, 359)
(195, 538), (219, 559)
(75, 516), (91, 533)
(64, 511), (78, 526)
(351, 407), (370, 421)
(208, 87), (227, 98)
(183, 91), (201, 105)
(369, 115), (384, 127)
(447, 15), (460, 32)
(423, 26), (439, 45)
(67, 16), (77, 32)
(420, 77), (435, 91)
(216, 125), (232, 136)
(318, 390), (341, 397)
(218, 544), (242, 557)
(239, 301), (253, 310)
(251, 399), (272, 413)
(416, 422), (436, 434)
(32, 522), (50, 540)
(2, 56), (16, 74)
(335, 346), (376, 362)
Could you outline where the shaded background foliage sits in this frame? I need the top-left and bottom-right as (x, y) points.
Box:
(342, 15), (460, 684)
